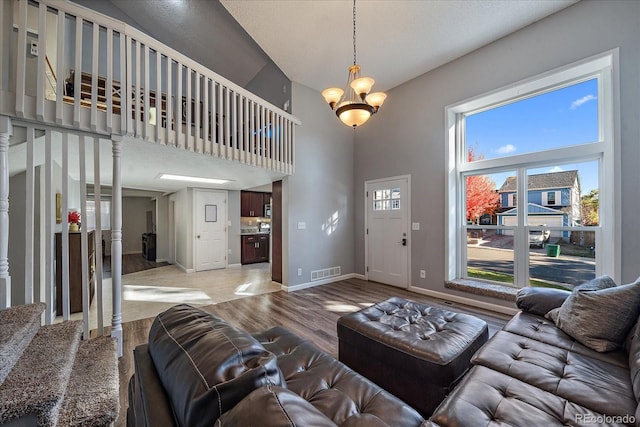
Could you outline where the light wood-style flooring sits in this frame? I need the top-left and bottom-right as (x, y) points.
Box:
(115, 277), (510, 426)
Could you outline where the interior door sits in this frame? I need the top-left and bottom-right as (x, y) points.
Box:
(195, 190), (227, 271)
(366, 177), (409, 287)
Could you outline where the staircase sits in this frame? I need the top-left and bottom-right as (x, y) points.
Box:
(0, 304), (119, 426)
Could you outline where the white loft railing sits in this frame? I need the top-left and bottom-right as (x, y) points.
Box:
(3, 0), (299, 174)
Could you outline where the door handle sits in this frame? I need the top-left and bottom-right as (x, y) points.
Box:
(401, 238), (407, 246)
(197, 235), (201, 239)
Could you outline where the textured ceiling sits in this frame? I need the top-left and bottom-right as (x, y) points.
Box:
(221, 0), (577, 93)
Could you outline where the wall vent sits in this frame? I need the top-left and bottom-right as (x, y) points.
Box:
(310, 266), (341, 281)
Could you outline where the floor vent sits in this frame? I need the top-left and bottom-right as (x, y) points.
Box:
(311, 266), (341, 281)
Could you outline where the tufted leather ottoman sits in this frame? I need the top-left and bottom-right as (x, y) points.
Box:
(337, 296), (488, 416)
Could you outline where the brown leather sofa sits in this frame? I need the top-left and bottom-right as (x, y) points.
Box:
(428, 287), (640, 426)
(127, 304), (426, 426)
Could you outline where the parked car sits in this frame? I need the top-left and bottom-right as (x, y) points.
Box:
(529, 229), (551, 248)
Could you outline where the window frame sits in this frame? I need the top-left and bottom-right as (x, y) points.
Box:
(445, 51), (621, 288)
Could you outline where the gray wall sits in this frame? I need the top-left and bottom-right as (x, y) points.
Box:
(156, 195), (169, 262)
(121, 197), (154, 254)
(353, 0), (640, 302)
(284, 82), (354, 288)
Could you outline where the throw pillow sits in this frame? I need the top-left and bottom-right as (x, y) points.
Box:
(545, 275), (617, 322)
(546, 277), (640, 352)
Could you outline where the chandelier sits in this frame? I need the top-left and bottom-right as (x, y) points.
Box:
(321, 0), (386, 128)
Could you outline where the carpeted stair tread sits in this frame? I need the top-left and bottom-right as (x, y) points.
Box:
(57, 336), (119, 427)
(0, 320), (83, 426)
(0, 303), (45, 386)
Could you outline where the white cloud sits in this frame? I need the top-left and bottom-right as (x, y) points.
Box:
(549, 166), (564, 173)
(570, 94), (597, 110)
(496, 144), (516, 154)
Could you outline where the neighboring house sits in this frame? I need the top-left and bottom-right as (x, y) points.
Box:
(497, 171), (581, 238)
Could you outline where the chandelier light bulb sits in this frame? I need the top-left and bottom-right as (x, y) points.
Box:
(350, 77), (375, 99)
(365, 92), (387, 112)
(322, 87), (344, 110)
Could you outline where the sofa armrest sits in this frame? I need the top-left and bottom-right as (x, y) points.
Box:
(130, 344), (178, 427)
(515, 287), (571, 316)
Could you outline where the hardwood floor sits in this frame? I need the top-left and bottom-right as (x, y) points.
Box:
(103, 254), (170, 278)
(116, 278), (511, 426)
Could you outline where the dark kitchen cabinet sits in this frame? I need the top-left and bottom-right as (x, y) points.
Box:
(241, 234), (270, 264)
(241, 191), (271, 217)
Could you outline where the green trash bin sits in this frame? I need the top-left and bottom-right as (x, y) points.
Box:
(546, 244), (560, 257)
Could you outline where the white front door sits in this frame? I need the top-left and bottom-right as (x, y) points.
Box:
(366, 177), (409, 288)
(194, 190), (227, 271)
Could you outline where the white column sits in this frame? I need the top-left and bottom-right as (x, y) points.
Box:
(110, 135), (123, 357)
(0, 116), (13, 308)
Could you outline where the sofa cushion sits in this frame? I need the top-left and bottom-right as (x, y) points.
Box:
(252, 326), (425, 427)
(503, 312), (629, 368)
(546, 277), (640, 352)
(515, 286), (571, 316)
(148, 304), (284, 427)
(472, 330), (636, 418)
(217, 385), (337, 426)
(430, 365), (635, 427)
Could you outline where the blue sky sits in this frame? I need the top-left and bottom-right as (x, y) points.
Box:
(466, 79), (599, 193)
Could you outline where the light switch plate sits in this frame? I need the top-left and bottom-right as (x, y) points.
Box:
(297, 222), (306, 230)
(412, 222), (420, 230)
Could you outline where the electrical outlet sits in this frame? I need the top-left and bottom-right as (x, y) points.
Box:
(30, 40), (38, 56)
(420, 270), (426, 279)
(297, 268), (302, 276)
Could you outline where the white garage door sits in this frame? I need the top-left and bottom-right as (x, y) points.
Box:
(501, 215), (564, 237)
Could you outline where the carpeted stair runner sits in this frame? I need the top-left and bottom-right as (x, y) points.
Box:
(0, 320), (83, 426)
(57, 336), (119, 426)
(0, 303), (45, 385)
(0, 303), (119, 427)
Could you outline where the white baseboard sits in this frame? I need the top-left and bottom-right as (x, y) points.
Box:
(156, 258), (168, 263)
(283, 273), (358, 292)
(353, 273), (366, 280)
(408, 286), (518, 316)
(227, 263), (242, 268)
(123, 250), (143, 255)
(175, 262), (195, 273)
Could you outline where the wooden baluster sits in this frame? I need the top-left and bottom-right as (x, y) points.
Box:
(106, 28), (114, 133)
(0, 117), (12, 309)
(36, 2), (47, 122)
(25, 127), (34, 304)
(55, 9), (65, 125)
(73, 16), (82, 127)
(61, 133), (70, 320)
(44, 130), (54, 323)
(203, 78), (209, 154)
(93, 137), (104, 335)
(166, 58), (173, 146)
(15, 0), (27, 118)
(79, 136), (89, 339)
(111, 136), (123, 357)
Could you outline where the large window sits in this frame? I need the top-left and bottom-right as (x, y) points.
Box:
(446, 52), (619, 289)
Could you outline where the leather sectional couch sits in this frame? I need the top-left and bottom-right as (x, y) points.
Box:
(127, 304), (426, 426)
(428, 286), (640, 426)
(128, 285), (640, 426)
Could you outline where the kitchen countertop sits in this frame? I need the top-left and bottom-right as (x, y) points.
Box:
(240, 231), (271, 235)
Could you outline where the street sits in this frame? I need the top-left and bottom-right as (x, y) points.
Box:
(467, 246), (595, 286)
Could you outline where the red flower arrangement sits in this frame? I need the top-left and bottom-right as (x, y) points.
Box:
(68, 210), (81, 224)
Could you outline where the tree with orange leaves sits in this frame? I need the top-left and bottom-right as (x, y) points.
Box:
(466, 147), (500, 224)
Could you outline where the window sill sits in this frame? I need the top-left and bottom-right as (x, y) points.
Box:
(445, 279), (518, 302)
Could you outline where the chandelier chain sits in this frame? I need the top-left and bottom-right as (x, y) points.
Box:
(352, 0), (357, 65)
